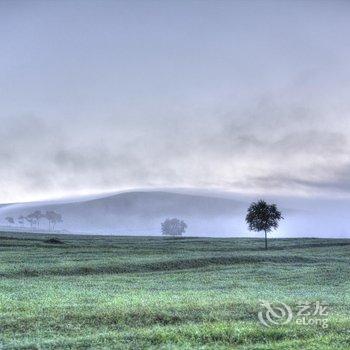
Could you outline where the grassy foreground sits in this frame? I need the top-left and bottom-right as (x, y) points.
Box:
(0, 233), (349, 349)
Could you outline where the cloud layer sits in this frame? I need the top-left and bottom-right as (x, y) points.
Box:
(1, 1), (350, 202)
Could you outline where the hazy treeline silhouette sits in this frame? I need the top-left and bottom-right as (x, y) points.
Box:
(4, 210), (63, 231)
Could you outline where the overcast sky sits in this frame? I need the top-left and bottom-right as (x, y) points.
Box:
(1, 0), (350, 203)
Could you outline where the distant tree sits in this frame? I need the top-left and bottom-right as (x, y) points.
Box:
(5, 216), (14, 226)
(246, 199), (283, 250)
(31, 210), (43, 228)
(24, 211), (42, 229)
(25, 213), (36, 229)
(44, 211), (51, 231)
(17, 215), (25, 227)
(161, 218), (187, 236)
(51, 212), (63, 230)
(45, 211), (63, 231)
(45, 211), (54, 231)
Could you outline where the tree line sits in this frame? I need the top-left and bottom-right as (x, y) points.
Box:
(4, 210), (63, 231)
(161, 199), (283, 250)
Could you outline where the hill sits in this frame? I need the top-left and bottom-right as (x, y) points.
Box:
(0, 189), (350, 237)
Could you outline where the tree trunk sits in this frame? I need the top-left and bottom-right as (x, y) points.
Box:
(264, 230), (268, 250)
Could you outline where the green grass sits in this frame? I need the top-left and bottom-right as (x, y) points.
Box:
(0, 232), (349, 349)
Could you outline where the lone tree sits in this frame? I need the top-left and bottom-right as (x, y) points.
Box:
(161, 218), (187, 237)
(246, 200), (283, 250)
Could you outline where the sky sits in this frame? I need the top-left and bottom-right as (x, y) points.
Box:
(1, 0), (350, 203)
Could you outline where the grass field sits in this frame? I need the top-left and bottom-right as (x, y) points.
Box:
(0, 232), (349, 349)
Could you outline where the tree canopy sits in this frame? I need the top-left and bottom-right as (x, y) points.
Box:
(161, 218), (187, 236)
(246, 199), (283, 249)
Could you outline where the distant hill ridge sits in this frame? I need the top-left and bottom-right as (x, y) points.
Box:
(1, 189), (349, 238)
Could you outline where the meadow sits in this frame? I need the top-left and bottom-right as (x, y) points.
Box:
(0, 232), (349, 349)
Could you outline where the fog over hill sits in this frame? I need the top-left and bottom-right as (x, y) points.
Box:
(0, 189), (349, 238)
